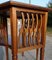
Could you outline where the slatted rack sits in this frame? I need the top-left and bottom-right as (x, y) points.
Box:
(0, 1), (52, 60)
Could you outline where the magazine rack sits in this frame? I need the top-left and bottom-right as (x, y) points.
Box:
(0, 1), (52, 60)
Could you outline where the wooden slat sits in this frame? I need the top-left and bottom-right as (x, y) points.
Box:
(34, 14), (38, 44)
(36, 14), (42, 60)
(19, 22), (23, 48)
(21, 12), (26, 47)
(21, 12), (24, 27)
(32, 14), (34, 28)
(37, 14), (42, 45)
(40, 14), (42, 28)
(19, 30), (22, 48)
(32, 14), (38, 46)
(36, 14), (38, 32)
(36, 14), (39, 60)
(27, 13), (31, 46)
(32, 14), (35, 45)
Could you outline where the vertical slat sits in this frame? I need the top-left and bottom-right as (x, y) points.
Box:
(17, 16), (21, 48)
(40, 12), (48, 60)
(36, 14), (39, 60)
(18, 34), (20, 48)
(21, 12), (26, 47)
(19, 20), (23, 48)
(32, 14), (38, 45)
(40, 15), (42, 29)
(21, 12), (24, 27)
(35, 14), (38, 44)
(32, 14), (34, 45)
(10, 7), (17, 60)
(21, 12), (26, 56)
(19, 29), (22, 48)
(27, 13), (31, 46)
(36, 14), (42, 60)
(32, 14), (34, 28)
(37, 14), (42, 45)
(36, 14), (38, 30)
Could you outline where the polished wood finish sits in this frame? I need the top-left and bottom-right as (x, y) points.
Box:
(0, 1), (52, 12)
(0, 1), (49, 60)
(40, 12), (48, 60)
(10, 7), (17, 60)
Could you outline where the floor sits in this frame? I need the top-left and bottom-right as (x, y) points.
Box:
(0, 35), (52, 60)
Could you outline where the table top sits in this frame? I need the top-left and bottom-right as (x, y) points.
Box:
(0, 1), (52, 12)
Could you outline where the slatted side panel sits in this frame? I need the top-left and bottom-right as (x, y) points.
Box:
(0, 16), (8, 60)
(16, 11), (43, 60)
(17, 12), (43, 49)
(0, 16), (8, 46)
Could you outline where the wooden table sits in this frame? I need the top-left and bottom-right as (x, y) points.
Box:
(0, 1), (52, 60)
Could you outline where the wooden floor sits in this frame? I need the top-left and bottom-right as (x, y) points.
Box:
(0, 35), (52, 60)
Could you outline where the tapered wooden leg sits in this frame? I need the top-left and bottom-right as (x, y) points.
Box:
(10, 7), (17, 60)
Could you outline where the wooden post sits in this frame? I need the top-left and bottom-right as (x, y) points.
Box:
(40, 12), (48, 60)
(10, 7), (17, 60)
